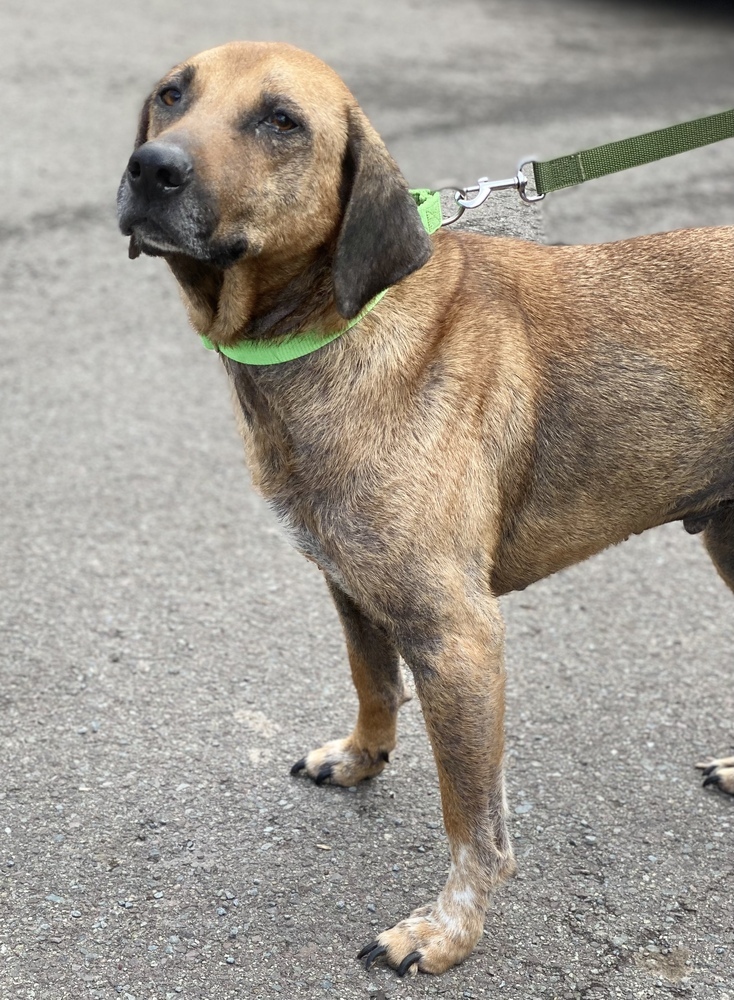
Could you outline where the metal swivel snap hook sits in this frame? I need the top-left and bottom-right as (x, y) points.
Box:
(439, 157), (545, 226)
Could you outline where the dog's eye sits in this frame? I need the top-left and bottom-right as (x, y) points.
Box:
(263, 111), (299, 133)
(159, 87), (182, 107)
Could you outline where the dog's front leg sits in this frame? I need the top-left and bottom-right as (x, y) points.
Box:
(291, 579), (410, 786)
(361, 596), (515, 975)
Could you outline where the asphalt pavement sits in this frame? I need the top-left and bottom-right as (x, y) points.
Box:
(1, 2), (733, 998)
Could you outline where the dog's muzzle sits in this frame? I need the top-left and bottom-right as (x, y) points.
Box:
(117, 140), (223, 260)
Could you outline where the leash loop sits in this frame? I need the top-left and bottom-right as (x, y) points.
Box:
(517, 160), (545, 204)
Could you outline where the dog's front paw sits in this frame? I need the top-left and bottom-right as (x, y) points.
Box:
(358, 899), (484, 976)
(290, 738), (389, 787)
(696, 755), (734, 794)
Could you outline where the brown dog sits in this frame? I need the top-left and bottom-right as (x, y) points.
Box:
(117, 41), (734, 975)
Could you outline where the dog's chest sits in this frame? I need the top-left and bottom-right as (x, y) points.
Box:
(268, 498), (362, 596)
(272, 501), (345, 577)
(226, 357), (394, 595)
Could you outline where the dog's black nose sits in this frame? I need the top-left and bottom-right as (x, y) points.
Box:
(126, 142), (193, 200)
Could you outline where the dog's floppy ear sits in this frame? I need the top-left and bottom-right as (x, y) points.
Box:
(128, 95), (153, 260)
(332, 107), (433, 319)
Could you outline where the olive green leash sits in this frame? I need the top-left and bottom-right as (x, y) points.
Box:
(534, 107), (734, 195)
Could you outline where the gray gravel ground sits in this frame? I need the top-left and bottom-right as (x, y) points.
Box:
(1, 1), (733, 998)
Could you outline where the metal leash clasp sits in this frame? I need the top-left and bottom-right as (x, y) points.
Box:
(516, 159), (545, 204)
(440, 157), (545, 227)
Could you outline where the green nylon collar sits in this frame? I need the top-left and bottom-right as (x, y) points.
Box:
(200, 188), (442, 366)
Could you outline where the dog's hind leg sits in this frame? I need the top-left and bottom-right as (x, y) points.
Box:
(360, 592), (515, 975)
(693, 509), (734, 794)
(290, 579), (409, 787)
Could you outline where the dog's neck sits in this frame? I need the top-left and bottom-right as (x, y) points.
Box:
(166, 248), (346, 347)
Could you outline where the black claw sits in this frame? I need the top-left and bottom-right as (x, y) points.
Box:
(358, 942), (388, 970)
(703, 772), (721, 788)
(701, 763), (716, 776)
(314, 763), (333, 786)
(290, 757), (307, 776)
(379, 750), (390, 764)
(396, 950), (422, 977)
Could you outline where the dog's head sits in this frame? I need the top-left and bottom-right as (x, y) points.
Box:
(117, 42), (432, 341)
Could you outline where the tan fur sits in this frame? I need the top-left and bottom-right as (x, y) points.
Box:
(119, 41), (734, 976)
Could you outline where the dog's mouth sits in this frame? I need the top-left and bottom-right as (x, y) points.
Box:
(123, 221), (182, 257)
(119, 208), (248, 269)
(117, 162), (248, 269)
